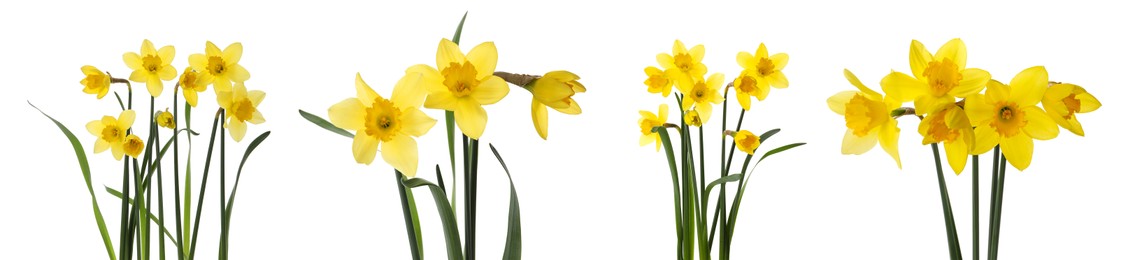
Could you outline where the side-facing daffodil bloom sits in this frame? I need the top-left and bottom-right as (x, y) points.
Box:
(644, 66), (673, 97)
(1042, 83), (1101, 136)
(178, 68), (213, 107)
(918, 104), (974, 174)
(86, 110), (136, 161)
(189, 41), (249, 93)
(123, 134), (145, 159)
(80, 65), (111, 99)
(408, 39), (508, 140)
(657, 40), (707, 89)
(157, 109), (175, 129)
(639, 104), (669, 151)
(684, 109), (702, 127)
(881, 39), (990, 114)
(329, 73), (436, 177)
(733, 130), (761, 155)
(966, 67), (1060, 170)
(678, 73), (725, 125)
(733, 43), (789, 110)
(529, 70), (585, 140)
(123, 39), (176, 97)
(827, 69), (902, 168)
(217, 82), (266, 142)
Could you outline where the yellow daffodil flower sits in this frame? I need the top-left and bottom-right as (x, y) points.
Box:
(733, 43), (788, 110)
(86, 110), (136, 161)
(157, 109), (175, 129)
(639, 104), (669, 151)
(678, 73), (725, 125)
(966, 67), (1060, 170)
(918, 104), (974, 174)
(80, 65), (111, 99)
(123, 39), (176, 97)
(644, 66), (673, 97)
(123, 134), (145, 159)
(179, 68), (213, 107)
(881, 39), (990, 114)
(657, 40), (707, 90)
(1042, 83), (1101, 136)
(733, 130), (761, 155)
(827, 69), (902, 168)
(329, 73), (436, 177)
(684, 109), (702, 127)
(529, 70), (585, 140)
(408, 39), (508, 140)
(189, 41), (249, 93)
(217, 82), (266, 142)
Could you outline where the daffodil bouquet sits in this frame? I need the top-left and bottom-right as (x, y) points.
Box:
(639, 40), (806, 260)
(828, 38), (1101, 260)
(32, 40), (271, 260)
(300, 13), (584, 260)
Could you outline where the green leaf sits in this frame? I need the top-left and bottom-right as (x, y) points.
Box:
(756, 143), (806, 164)
(445, 111), (457, 214)
(113, 92), (125, 111)
(29, 102), (117, 260)
(487, 144), (522, 260)
(758, 128), (781, 143)
(104, 186), (179, 243)
(653, 126), (684, 257)
(403, 178), (464, 260)
(298, 109), (353, 138)
(702, 174), (743, 203)
(221, 131), (271, 256)
(451, 12), (468, 45)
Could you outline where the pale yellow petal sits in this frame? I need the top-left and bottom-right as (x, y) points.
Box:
(111, 143), (125, 161)
(984, 80), (1009, 105)
(842, 129), (879, 155)
(399, 107), (436, 137)
(880, 71), (928, 104)
(86, 120), (104, 136)
(328, 98), (366, 131)
(381, 135), (419, 177)
(352, 131), (380, 165)
(129, 70), (147, 83)
(466, 42), (498, 79)
(159, 65), (178, 81)
(123, 52), (142, 70)
(656, 53), (675, 69)
(657, 104), (669, 122)
(843, 69), (880, 97)
(909, 40), (933, 79)
(157, 45), (176, 65)
(118, 110), (136, 128)
(754, 43), (768, 59)
(1077, 91), (1101, 113)
(436, 39), (466, 71)
(423, 90), (458, 111)
(147, 76), (164, 97)
(470, 76), (509, 105)
(736, 51), (754, 69)
(1021, 106), (1059, 140)
(696, 102), (713, 125)
(951, 68), (989, 97)
(689, 44), (705, 62)
(768, 73), (788, 89)
(455, 99), (487, 139)
(532, 99), (548, 140)
(227, 118), (247, 142)
(391, 72), (427, 108)
(827, 91), (858, 115)
(1009, 66), (1048, 106)
(944, 139), (968, 174)
(935, 38), (967, 69)
(878, 121), (902, 168)
(249, 111), (265, 124)
(94, 139), (110, 153)
(223, 42), (243, 64)
(738, 92), (752, 111)
(355, 73), (380, 107)
(1000, 134), (1034, 171)
(770, 53), (789, 69)
(189, 54), (206, 71)
(228, 64), (250, 82)
(913, 94), (953, 115)
(248, 90), (266, 106)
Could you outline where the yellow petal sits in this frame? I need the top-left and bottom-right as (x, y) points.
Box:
(736, 51), (754, 69)
(381, 135), (420, 177)
(248, 90), (266, 106)
(935, 38), (967, 69)
(436, 39), (465, 71)
(1056, 113), (1085, 137)
(328, 98), (365, 131)
(754, 43), (768, 59)
(205, 41), (221, 56)
(391, 72), (427, 108)
(1000, 133), (1033, 171)
(984, 80), (1009, 105)
(455, 99), (487, 139)
(118, 110), (136, 128)
(111, 143), (125, 161)
(769, 73), (788, 89)
(909, 40), (934, 79)
(227, 118), (247, 142)
(770, 53), (789, 70)
(423, 90), (457, 111)
(657, 104), (669, 122)
(880, 71), (928, 104)
(1021, 106), (1059, 140)
(913, 94), (953, 115)
(843, 69), (880, 97)
(738, 92), (752, 111)
(656, 53), (675, 70)
(86, 120), (104, 136)
(250, 111), (265, 124)
(470, 76), (509, 105)
(355, 73), (379, 107)
(878, 121), (902, 168)
(1077, 91), (1101, 113)
(147, 76), (164, 97)
(964, 94), (993, 126)
(971, 126), (1000, 155)
(466, 42), (498, 79)
(123, 52), (142, 70)
(944, 139), (968, 174)
(157, 45), (176, 65)
(141, 39), (156, 55)
(189, 54), (207, 71)
(214, 78), (233, 93)
(129, 70), (147, 83)
(406, 64), (444, 93)
(352, 131), (380, 165)
(827, 91), (858, 115)
(217, 89), (233, 110)
(229, 64), (250, 82)
(696, 102), (713, 125)
(400, 107), (436, 137)
(689, 44), (705, 62)
(951, 68), (989, 97)
(1009, 66), (1048, 106)
(184, 89), (199, 107)
(640, 133), (657, 147)
(159, 65), (178, 81)
(842, 129), (879, 155)
(94, 139), (110, 153)
(223, 42), (243, 64)
(532, 100), (548, 140)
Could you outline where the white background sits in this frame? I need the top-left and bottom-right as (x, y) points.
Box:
(2, 0), (1125, 259)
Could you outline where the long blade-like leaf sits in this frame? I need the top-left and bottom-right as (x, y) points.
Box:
(30, 101), (117, 260)
(104, 186), (179, 243)
(403, 178), (464, 260)
(221, 131), (271, 255)
(653, 126), (684, 258)
(487, 144), (522, 260)
(756, 143), (806, 164)
(298, 110), (353, 138)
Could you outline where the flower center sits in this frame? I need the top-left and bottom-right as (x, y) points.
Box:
(207, 56), (227, 75)
(691, 82), (708, 100)
(926, 109), (962, 143)
(123, 136), (144, 158)
(85, 74), (109, 89)
(441, 62), (479, 98)
(922, 58), (962, 96)
(673, 53), (694, 72)
(646, 74), (668, 89)
(640, 118), (662, 136)
(735, 75), (759, 94)
(757, 57), (775, 76)
(1062, 93), (1081, 119)
(180, 70), (201, 91)
(844, 94), (886, 136)
(231, 99), (255, 121)
(991, 103), (1026, 137)
(101, 125), (124, 143)
(142, 55), (162, 73)
(364, 97), (402, 141)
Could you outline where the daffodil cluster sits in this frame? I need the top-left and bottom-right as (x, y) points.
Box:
(637, 40), (804, 260)
(37, 39), (271, 260)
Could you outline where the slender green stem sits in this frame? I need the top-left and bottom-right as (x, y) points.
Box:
(972, 155), (979, 260)
(172, 87), (184, 260)
(655, 126), (684, 260)
(156, 126), (166, 260)
(987, 147), (999, 260)
(120, 159), (131, 260)
(396, 171), (422, 260)
(188, 111), (222, 260)
(988, 155), (1007, 260)
(931, 144), (962, 260)
(219, 109), (228, 260)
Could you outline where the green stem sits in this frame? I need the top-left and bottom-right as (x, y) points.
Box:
(972, 155), (979, 260)
(931, 144), (962, 260)
(156, 126), (166, 260)
(172, 88), (184, 260)
(120, 159), (131, 260)
(219, 109), (228, 260)
(988, 154), (1007, 260)
(396, 171), (422, 260)
(987, 147), (999, 260)
(655, 126), (684, 260)
(188, 110), (222, 260)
